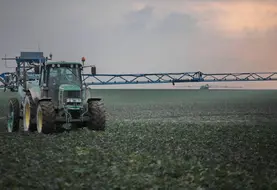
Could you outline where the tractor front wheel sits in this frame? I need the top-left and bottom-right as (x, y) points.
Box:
(36, 101), (56, 134)
(7, 98), (20, 132)
(87, 101), (106, 131)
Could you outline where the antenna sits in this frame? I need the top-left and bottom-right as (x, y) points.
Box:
(38, 42), (40, 52)
(4, 54), (7, 68)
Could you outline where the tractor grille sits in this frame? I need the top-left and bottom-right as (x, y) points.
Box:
(63, 91), (81, 103)
(65, 91), (81, 99)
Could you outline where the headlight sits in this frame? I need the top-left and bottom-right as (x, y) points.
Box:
(66, 98), (81, 103)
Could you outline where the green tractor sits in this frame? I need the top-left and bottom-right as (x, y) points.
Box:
(2, 52), (106, 134)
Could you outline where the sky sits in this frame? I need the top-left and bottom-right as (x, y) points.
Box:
(0, 0), (277, 89)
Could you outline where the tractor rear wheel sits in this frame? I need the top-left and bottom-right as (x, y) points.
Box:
(23, 95), (36, 132)
(7, 98), (20, 132)
(87, 101), (106, 131)
(36, 101), (56, 134)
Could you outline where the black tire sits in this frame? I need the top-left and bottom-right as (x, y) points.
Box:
(36, 101), (56, 134)
(7, 98), (20, 132)
(23, 95), (37, 132)
(87, 101), (106, 131)
(29, 96), (37, 132)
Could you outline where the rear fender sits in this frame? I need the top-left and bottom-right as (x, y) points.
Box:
(38, 98), (52, 103)
(87, 97), (101, 103)
(29, 88), (41, 105)
(83, 87), (102, 104)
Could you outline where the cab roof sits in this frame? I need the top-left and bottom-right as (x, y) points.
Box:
(46, 61), (82, 66)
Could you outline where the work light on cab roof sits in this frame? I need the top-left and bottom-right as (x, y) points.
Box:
(82, 57), (85, 65)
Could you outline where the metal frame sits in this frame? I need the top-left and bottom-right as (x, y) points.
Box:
(1, 52), (52, 91)
(1, 52), (277, 89)
(81, 72), (277, 86)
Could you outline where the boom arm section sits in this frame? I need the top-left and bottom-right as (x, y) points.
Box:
(1, 71), (277, 89)
(82, 72), (277, 85)
(1, 51), (277, 89)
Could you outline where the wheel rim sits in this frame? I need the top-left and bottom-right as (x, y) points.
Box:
(7, 110), (14, 132)
(37, 106), (43, 133)
(24, 102), (30, 131)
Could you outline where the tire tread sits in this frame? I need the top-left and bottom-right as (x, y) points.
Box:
(8, 98), (20, 132)
(87, 101), (106, 131)
(39, 101), (56, 134)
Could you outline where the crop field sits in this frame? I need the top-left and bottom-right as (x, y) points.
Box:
(1, 89), (277, 189)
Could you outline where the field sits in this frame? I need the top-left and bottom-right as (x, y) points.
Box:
(1, 89), (277, 189)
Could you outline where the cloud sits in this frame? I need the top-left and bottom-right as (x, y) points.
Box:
(194, 1), (277, 36)
(88, 7), (204, 74)
(134, 0), (277, 36)
(124, 6), (154, 30)
(156, 12), (197, 35)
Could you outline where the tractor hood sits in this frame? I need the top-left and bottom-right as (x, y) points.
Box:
(59, 84), (81, 91)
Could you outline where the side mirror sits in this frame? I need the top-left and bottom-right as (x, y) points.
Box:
(91, 66), (96, 75)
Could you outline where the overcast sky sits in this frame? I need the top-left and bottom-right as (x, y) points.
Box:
(1, 0), (277, 89)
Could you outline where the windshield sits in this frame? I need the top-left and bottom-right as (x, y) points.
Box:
(48, 65), (82, 87)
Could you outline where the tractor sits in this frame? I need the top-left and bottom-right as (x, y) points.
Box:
(2, 52), (106, 134)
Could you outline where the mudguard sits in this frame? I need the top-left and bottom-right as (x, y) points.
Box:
(83, 88), (101, 103)
(38, 98), (52, 103)
(29, 87), (41, 105)
(87, 97), (102, 102)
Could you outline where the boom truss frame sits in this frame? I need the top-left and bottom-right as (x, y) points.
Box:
(1, 51), (277, 89)
(81, 72), (277, 85)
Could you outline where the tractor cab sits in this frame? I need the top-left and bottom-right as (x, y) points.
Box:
(42, 62), (83, 108)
